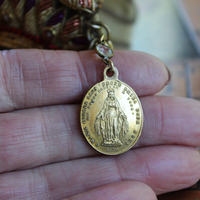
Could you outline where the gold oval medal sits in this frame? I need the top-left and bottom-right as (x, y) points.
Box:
(80, 67), (143, 155)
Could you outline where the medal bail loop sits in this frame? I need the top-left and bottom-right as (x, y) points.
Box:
(103, 66), (119, 80)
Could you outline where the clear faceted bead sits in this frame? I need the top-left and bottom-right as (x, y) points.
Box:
(96, 44), (113, 58)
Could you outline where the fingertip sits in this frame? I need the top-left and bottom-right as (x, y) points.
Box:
(113, 50), (169, 96)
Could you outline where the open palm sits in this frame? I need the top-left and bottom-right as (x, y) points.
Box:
(0, 49), (199, 200)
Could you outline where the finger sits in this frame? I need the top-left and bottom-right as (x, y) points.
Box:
(0, 104), (96, 173)
(62, 181), (157, 200)
(0, 49), (168, 112)
(0, 146), (199, 199)
(1, 97), (200, 173)
(136, 96), (200, 148)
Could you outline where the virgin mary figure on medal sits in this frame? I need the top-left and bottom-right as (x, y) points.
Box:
(95, 89), (129, 147)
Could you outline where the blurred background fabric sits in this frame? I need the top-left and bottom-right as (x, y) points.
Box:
(100, 0), (200, 199)
(99, 0), (137, 49)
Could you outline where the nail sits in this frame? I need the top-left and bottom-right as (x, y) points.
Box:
(165, 65), (171, 85)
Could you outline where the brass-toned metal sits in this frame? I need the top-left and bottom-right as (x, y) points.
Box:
(80, 66), (143, 155)
(96, 44), (114, 59)
(86, 21), (111, 50)
(95, 22), (111, 41)
(95, 35), (114, 59)
(103, 59), (114, 70)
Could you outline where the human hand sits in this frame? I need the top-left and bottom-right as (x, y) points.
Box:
(0, 50), (199, 200)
